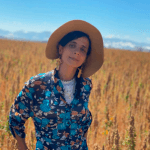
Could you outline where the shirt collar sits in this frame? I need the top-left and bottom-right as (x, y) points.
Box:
(52, 67), (87, 87)
(50, 67), (89, 105)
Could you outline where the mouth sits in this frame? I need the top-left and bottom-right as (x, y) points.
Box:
(69, 57), (79, 61)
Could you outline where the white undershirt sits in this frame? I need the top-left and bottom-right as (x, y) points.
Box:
(60, 77), (76, 104)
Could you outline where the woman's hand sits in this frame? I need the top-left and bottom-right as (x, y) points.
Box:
(13, 129), (29, 150)
(84, 132), (88, 139)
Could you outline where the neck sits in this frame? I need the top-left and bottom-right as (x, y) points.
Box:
(58, 63), (77, 81)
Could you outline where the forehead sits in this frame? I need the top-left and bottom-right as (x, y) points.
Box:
(70, 37), (89, 46)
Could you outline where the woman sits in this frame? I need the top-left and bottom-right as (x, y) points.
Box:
(9, 20), (104, 150)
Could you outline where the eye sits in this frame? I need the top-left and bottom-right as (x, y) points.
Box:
(81, 48), (86, 52)
(69, 44), (75, 48)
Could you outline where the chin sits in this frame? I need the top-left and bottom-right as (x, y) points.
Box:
(66, 60), (83, 68)
(66, 63), (79, 68)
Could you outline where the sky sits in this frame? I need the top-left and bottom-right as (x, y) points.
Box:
(0, 0), (150, 45)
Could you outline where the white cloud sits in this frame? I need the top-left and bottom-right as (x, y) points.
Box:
(104, 43), (111, 47)
(5, 33), (14, 38)
(144, 46), (150, 50)
(105, 34), (114, 38)
(105, 34), (130, 40)
(104, 41), (135, 49)
(113, 42), (135, 48)
(43, 38), (49, 41)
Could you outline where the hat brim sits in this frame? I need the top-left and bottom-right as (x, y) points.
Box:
(45, 20), (104, 78)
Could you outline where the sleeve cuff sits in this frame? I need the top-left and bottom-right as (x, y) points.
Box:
(9, 125), (26, 139)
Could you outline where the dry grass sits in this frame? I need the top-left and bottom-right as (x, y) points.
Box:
(0, 39), (150, 150)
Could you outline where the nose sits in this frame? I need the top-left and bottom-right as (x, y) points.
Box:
(74, 47), (80, 55)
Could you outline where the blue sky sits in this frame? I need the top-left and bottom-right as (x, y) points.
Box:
(0, 0), (150, 45)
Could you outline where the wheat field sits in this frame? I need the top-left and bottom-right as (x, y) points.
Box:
(0, 39), (150, 150)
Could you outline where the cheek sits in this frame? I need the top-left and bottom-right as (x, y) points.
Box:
(78, 56), (86, 66)
(80, 54), (87, 61)
(61, 50), (72, 62)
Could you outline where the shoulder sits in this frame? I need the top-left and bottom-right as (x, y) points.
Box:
(24, 70), (54, 87)
(82, 77), (93, 91)
(84, 77), (92, 82)
(83, 77), (92, 85)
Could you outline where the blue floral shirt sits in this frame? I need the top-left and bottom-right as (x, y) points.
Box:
(9, 67), (93, 150)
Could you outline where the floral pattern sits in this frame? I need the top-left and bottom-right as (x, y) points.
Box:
(9, 67), (93, 150)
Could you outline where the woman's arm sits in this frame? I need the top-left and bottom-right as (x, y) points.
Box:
(9, 79), (34, 149)
(13, 128), (29, 150)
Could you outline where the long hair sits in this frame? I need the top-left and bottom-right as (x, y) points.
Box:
(57, 31), (91, 99)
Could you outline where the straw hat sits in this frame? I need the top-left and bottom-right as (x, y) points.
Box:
(45, 20), (104, 78)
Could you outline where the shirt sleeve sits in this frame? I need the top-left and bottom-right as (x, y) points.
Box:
(83, 110), (93, 134)
(9, 80), (34, 139)
(83, 79), (93, 134)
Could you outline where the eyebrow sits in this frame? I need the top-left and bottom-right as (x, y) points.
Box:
(70, 41), (87, 49)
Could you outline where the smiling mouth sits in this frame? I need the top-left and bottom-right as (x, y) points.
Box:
(70, 57), (79, 61)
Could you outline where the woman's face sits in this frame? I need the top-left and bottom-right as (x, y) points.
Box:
(58, 36), (89, 68)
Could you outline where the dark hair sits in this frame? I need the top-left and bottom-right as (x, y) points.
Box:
(57, 31), (91, 99)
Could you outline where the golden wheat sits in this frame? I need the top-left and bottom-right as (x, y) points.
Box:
(0, 39), (150, 149)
